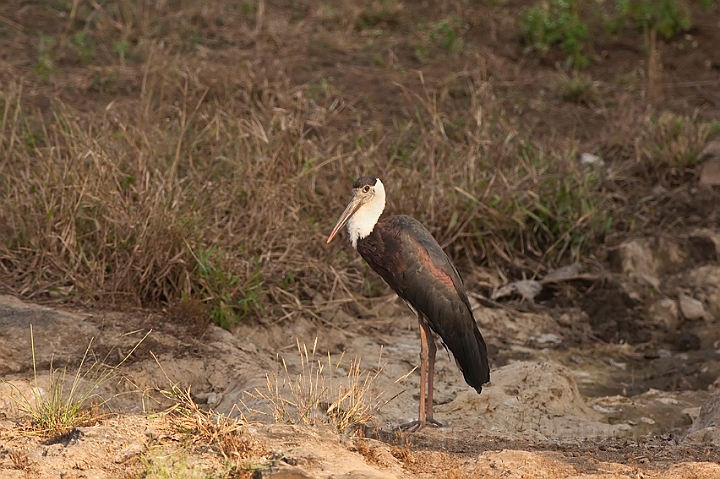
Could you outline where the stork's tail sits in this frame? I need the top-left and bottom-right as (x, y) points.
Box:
(461, 327), (490, 394)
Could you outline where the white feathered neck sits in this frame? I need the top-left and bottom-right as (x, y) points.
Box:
(347, 179), (386, 249)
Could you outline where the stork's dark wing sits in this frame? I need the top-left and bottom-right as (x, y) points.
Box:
(373, 215), (490, 392)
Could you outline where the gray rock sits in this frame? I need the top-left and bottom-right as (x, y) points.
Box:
(328, 471), (398, 479)
(580, 152), (605, 168)
(700, 159), (720, 186)
(610, 238), (685, 288)
(263, 466), (317, 478)
(77, 426), (115, 439)
(678, 293), (710, 321)
(556, 308), (589, 328)
(685, 390), (720, 445)
(0, 295), (100, 375)
(648, 298), (680, 331)
(492, 280), (543, 302)
(114, 443), (145, 463)
(685, 426), (720, 446)
(545, 262), (584, 280)
(682, 264), (720, 319)
(699, 139), (720, 186)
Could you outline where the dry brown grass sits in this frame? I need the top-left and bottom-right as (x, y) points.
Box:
(8, 449), (30, 471)
(153, 351), (271, 475)
(390, 445), (414, 465)
(245, 338), (387, 433)
(0, 0), (717, 325)
(159, 382), (265, 463)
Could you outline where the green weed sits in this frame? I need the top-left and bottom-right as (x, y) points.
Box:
(519, 0), (589, 68)
(141, 447), (249, 479)
(141, 450), (209, 479)
(636, 112), (719, 182)
(414, 45), (429, 62)
(430, 17), (463, 55)
(192, 247), (263, 329)
(141, 447), (269, 479)
(34, 33), (55, 80)
(242, 2), (254, 15)
(560, 73), (598, 104)
(614, 0), (692, 39)
(114, 40), (129, 64)
(1, 326), (148, 437)
(70, 32), (95, 61)
(531, 169), (606, 262)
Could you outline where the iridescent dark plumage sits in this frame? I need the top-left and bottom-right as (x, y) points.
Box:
(356, 215), (490, 394)
(327, 177), (490, 430)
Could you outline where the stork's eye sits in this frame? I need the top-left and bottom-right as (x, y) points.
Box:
(363, 185), (370, 193)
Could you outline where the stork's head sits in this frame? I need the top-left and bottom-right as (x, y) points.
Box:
(326, 176), (386, 249)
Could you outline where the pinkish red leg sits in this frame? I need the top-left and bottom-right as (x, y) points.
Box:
(423, 322), (441, 427)
(398, 321), (442, 432)
(418, 322), (429, 423)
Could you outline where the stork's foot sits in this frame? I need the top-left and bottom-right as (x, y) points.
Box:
(396, 418), (443, 432)
(426, 417), (443, 428)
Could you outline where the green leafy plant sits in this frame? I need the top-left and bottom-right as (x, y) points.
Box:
(192, 247), (263, 328)
(614, 0), (691, 39)
(34, 33), (55, 79)
(113, 40), (129, 63)
(560, 73), (598, 104)
(430, 17), (463, 54)
(70, 32), (95, 61)
(519, 0), (589, 68)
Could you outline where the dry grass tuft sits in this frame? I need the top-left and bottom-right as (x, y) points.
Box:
(152, 352), (271, 477)
(390, 445), (413, 465)
(245, 338), (387, 433)
(635, 111), (718, 184)
(160, 383), (264, 462)
(354, 439), (382, 465)
(1, 325), (148, 438)
(8, 449), (30, 471)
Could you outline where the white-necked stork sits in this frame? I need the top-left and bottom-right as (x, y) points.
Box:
(327, 176), (490, 430)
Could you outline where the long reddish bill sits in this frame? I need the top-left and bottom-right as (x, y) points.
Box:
(326, 195), (362, 243)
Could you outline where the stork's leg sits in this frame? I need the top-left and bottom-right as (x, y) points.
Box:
(397, 321), (428, 431)
(422, 321), (442, 427)
(398, 320), (442, 432)
(417, 320), (429, 424)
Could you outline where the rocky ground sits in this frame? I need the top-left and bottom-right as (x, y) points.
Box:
(2, 220), (720, 478)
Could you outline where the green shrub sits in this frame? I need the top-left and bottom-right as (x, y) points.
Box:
(519, 0), (589, 69)
(614, 0), (691, 39)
